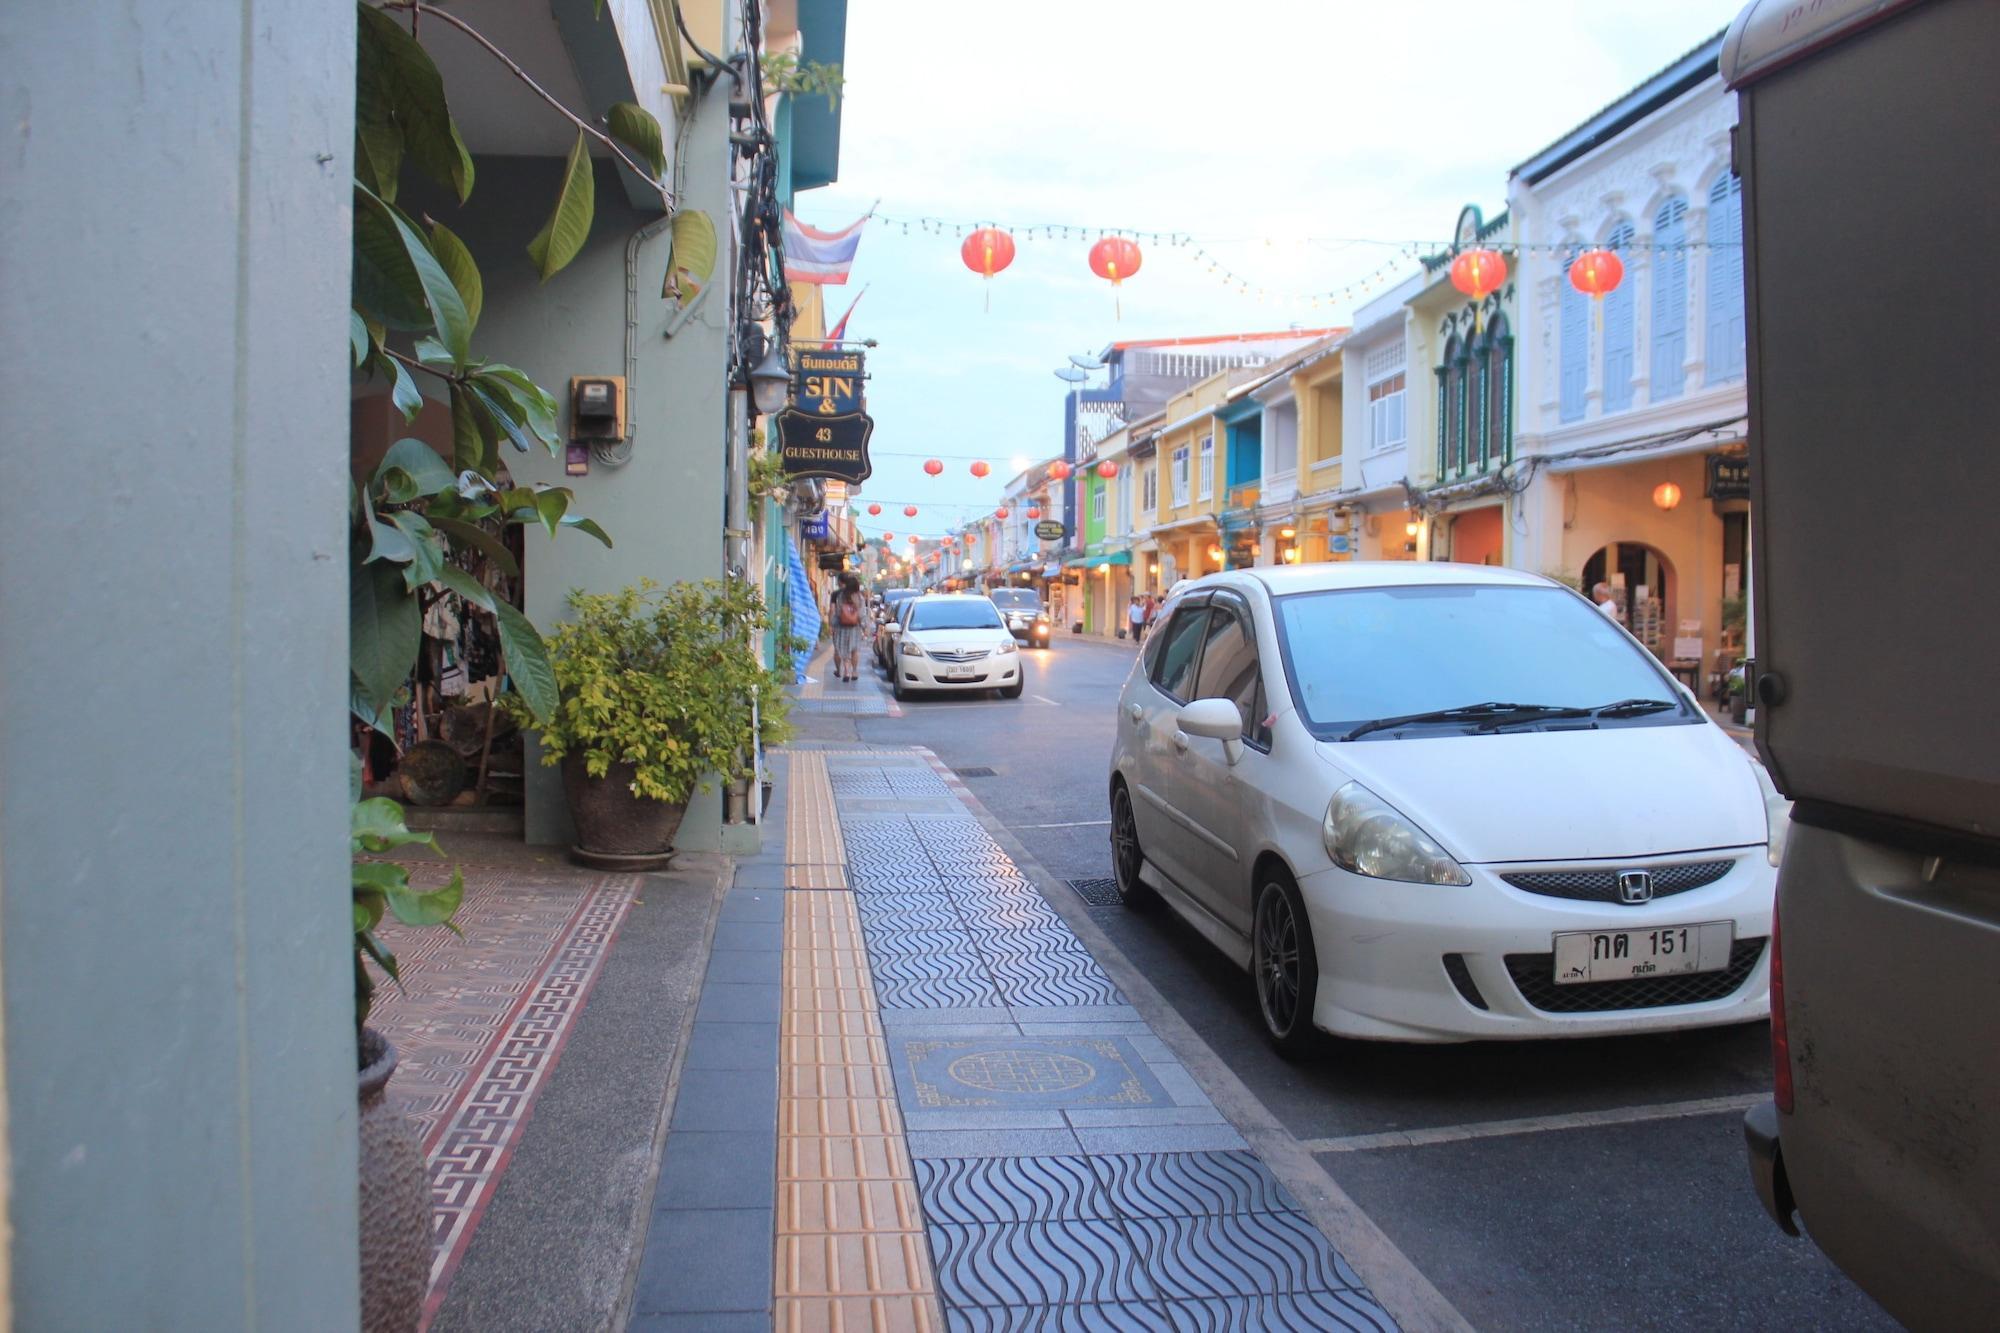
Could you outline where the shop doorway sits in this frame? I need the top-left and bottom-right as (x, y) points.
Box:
(1582, 543), (1674, 652)
(1446, 505), (1504, 565)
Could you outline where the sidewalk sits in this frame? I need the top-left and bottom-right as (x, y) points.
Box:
(629, 732), (1401, 1329)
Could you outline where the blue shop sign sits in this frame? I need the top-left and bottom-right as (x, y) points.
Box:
(801, 511), (831, 541)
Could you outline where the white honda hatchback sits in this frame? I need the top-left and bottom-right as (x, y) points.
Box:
(1107, 563), (1784, 1051)
(890, 594), (1024, 700)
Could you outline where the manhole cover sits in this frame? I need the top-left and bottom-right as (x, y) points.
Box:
(1065, 877), (1122, 906)
(953, 766), (998, 778)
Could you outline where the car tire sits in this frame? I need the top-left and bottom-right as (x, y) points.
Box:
(1000, 676), (1023, 699)
(1109, 784), (1154, 910)
(890, 671), (907, 702)
(1253, 872), (1320, 1059)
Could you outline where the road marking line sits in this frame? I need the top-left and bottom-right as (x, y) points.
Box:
(1030, 694), (1063, 706)
(1015, 820), (1112, 829)
(1297, 1093), (1766, 1155)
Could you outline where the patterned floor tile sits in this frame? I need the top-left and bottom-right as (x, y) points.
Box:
(994, 972), (1127, 1008)
(866, 929), (983, 957)
(1122, 1210), (1362, 1300)
(945, 1301), (1174, 1332)
(896, 1037), (1172, 1113)
(1158, 1291), (1398, 1333)
(913, 1155), (1114, 1225)
(1086, 1152), (1301, 1219)
(927, 1220), (1158, 1307)
(875, 975), (1009, 1010)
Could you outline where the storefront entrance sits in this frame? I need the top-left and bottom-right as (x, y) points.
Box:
(1582, 542), (1675, 652)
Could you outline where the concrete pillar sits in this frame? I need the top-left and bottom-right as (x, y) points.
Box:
(0, 2), (361, 1325)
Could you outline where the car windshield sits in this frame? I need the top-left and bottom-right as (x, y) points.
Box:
(909, 600), (1006, 632)
(1274, 584), (1688, 739)
(988, 590), (1040, 611)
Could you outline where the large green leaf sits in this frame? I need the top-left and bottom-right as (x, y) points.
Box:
(385, 868), (464, 929)
(352, 187), (433, 330)
(356, 3), (473, 202)
(354, 185), (473, 366)
(428, 220), (483, 334)
(352, 797), (441, 854)
(532, 487), (570, 539)
(385, 353), (423, 423)
(467, 380), (537, 454)
(428, 515), (519, 576)
(472, 365), (560, 451)
(436, 564), (497, 613)
(666, 209), (716, 306)
(493, 600), (558, 724)
(560, 513), (614, 548)
(387, 511), (446, 590)
(373, 438), (457, 504)
(606, 101), (665, 178)
(526, 131), (595, 281)
(449, 384), (494, 475)
(364, 494), (417, 564)
(350, 310), (370, 368)
(350, 553), (421, 716)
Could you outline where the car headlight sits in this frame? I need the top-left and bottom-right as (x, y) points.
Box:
(900, 640), (926, 658)
(995, 639), (1017, 654)
(1322, 781), (1470, 886)
(1752, 760), (1792, 867)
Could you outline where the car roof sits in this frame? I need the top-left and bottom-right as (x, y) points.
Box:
(912, 593), (992, 604)
(1177, 561), (1558, 599)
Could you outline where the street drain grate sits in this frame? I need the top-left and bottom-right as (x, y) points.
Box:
(1065, 877), (1123, 906)
(953, 766), (999, 778)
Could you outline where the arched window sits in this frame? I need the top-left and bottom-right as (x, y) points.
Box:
(1706, 174), (1745, 383)
(1601, 221), (1637, 412)
(1559, 246), (1588, 423)
(1484, 313), (1513, 468)
(1651, 196), (1689, 399)
(1437, 334), (1465, 477)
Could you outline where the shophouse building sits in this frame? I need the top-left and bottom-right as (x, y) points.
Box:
(1507, 32), (1747, 681)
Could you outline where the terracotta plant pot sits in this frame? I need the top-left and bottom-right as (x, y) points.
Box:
(561, 753), (685, 871)
(358, 1027), (429, 1333)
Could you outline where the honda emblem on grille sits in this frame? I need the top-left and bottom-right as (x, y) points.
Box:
(1617, 870), (1655, 904)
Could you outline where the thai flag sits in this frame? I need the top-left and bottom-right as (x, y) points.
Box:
(783, 211), (868, 285)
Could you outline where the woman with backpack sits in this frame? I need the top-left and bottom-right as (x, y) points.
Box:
(828, 573), (867, 682)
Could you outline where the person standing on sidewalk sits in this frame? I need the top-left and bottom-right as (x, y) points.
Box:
(828, 574), (867, 682)
(1127, 595), (1146, 643)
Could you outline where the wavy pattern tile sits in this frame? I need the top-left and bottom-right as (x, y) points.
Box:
(912, 1155), (1113, 1225)
(949, 1301), (1176, 1332)
(1160, 1290), (1400, 1333)
(1088, 1151), (1303, 1219)
(927, 1219), (1157, 1307)
(873, 975), (1006, 1010)
(1123, 1210), (1356, 1300)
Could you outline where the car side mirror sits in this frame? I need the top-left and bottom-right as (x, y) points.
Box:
(1178, 698), (1245, 765)
(885, 622), (902, 634)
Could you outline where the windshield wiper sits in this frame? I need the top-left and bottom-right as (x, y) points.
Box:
(1592, 697), (1679, 718)
(1342, 702), (1591, 741)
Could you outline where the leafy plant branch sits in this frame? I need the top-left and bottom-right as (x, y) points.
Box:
(759, 52), (843, 109)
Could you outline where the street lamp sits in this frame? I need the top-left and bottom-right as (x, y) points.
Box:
(748, 341), (791, 416)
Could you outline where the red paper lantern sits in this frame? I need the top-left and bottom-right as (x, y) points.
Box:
(1095, 460), (1118, 479)
(1047, 461), (1072, 481)
(1448, 248), (1508, 302)
(903, 505), (918, 517)
(923, 458), (943, 477)
(970, 460), (991, 478)
(1026, 506), (1042, 520)
(1569, 249), (1624, 299)
(1088, 236), (1142, 285)
(994, 506), (1009, 519)
(960, 227), (1016, 304)
(882, 532), (893, 541)
(867, 503), (881, 516)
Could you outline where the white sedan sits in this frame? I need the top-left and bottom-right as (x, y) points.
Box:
(1107, 563), (1784, 1051)
(889, 594), (1024, 701)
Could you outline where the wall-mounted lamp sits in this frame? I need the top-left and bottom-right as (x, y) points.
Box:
(748, 342), (791, 416)
(1404, 521), (1421, 538)
(1279, 527), (1296, 540)
(1652, 481), (1682, 511)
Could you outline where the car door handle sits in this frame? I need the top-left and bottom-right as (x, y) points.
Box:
(1173, 732), (1189, 753)
(1126, 704), (1143, 723)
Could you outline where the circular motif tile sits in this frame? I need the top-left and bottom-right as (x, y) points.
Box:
(947, 1049), (1097, 1095)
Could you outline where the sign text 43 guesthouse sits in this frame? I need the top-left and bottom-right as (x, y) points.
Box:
(778, 348), (874, 486)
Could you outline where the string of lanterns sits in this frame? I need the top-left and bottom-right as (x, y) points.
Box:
(881, 211), (1727, 310)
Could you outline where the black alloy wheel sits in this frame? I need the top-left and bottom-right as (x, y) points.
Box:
(1109, 786), (1153, 908)
(1253, 875), (1320, 1058)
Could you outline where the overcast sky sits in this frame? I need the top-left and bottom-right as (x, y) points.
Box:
(797, 0), (1745, 542)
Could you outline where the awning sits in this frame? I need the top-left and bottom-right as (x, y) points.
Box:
(1064, 551), (1133, 571)
(1006, 560), (1037, 573)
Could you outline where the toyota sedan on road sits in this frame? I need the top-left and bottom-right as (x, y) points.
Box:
(889, 594), (1024, 700)
(1107, 563), (1784, 1052)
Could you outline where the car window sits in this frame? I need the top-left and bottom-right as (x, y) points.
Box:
(1273, 584), (1688, 737)
(1148, 607), (1210, 703)
(989, 590), (1040, 610)
(1192, 604), (1269, 747)
(909, 600), (1006, 632)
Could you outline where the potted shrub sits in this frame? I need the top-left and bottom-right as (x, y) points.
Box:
(527, 580), (787, 869)
(351, 795), (465, 1333)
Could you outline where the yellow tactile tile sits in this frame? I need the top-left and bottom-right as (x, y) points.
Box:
(774, 1294), (942, 1333)
(776, 1231), (934, 1296)
(783, 1033), (892, 1069)
(778, 1180), (927, 1235)
(782, 1063), (894, 1101)
(782, 1009), (885, 1040)
(778, 1133), (914, 1183)
(780, 1095), (904, 1137)
(784, 753), (847, 873)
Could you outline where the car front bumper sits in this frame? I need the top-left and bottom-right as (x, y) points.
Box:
(896, 653), (1020, 691)
(1292, 852), (1775, 1042)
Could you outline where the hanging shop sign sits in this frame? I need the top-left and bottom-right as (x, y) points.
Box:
(778, 408), (875, 485)
(816, 551), (849, 571)
(792, 349), (865, 416)
(801, 511), (831, 541)
(1705, 454), (1750, 501)
(1034, 519), (1067, 542)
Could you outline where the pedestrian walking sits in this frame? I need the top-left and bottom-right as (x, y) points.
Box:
(1127, 595), (1145, 643)
(1592, 581), (1625, 623)
(828, 574), (867, 682)
(1139, 594), (1157, 642)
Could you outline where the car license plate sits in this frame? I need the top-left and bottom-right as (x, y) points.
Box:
(1551, 921), (1734, 985)
(942, 667), (976, 680)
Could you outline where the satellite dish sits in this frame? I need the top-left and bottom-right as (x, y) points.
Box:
(1053, 367), (1090, 383)
(1068, 354), (1105, 370)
